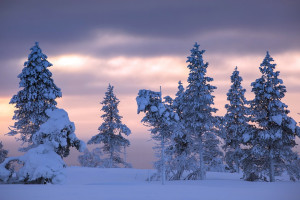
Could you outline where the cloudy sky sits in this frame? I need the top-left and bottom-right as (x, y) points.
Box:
(1, 0), (300, 168)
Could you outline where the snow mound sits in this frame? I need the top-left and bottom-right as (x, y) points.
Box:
(0, 144), (65, 184)
(33, 108), (85, 157)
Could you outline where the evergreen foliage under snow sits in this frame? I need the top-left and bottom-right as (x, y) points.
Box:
(167, 81), (197, 180)
(0, 108), (85, 184)
(223, 67), (250, 173)
(88, 84), (131, 168)
(33, 108), (86, 158)
(181, 43), (223, 180)
(241, 52), (300, 182)
(9, 42), (62, 151)
(78, 148), (103, 168)
(136, 89), (179, 184)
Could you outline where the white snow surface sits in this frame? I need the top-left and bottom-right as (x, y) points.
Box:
(38, 108), (74, 137)
(0, 167), (299, 200)
(0, 144), (65, 184)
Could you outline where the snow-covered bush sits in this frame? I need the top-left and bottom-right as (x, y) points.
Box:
(33, 108), (86, 158)
(0, 108), (85, 184)
(0, 144), (65, 184)
(78, 148), (102, 168)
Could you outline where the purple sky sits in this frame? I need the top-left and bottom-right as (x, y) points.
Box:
(1, 0), (300, 168)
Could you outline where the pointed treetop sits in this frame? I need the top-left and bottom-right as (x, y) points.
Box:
(232, 66), (240, 78)
(194, 42), (200, 49)
(260, 51), (275, 70)
(106, 83), (114, 93)
(177, 81), (184, 94)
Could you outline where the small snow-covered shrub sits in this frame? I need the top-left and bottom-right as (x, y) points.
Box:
(78, 148), (102, 167)
(0, 108), (85, 184)
(33, 108), (86, 158)
(0, 144), (65, 184)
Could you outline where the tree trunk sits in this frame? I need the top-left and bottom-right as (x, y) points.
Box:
(161, 136), (166, 185)
(236, 158), (240, 173)
(269, 148), (275, 182)
(174, 168), (184, 180)
(198, 135), (205, 180)
(110, 151), (113, 168)
(124, 146), (127, 163)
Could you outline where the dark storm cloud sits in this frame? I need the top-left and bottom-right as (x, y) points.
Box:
(0, 0), (299, 60)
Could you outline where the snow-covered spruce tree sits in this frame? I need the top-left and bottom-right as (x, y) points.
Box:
(167, 81), (197, 180)
(0, 141), (8, 164)
(88, 84), (131, 168)
(137, 89), (179, 184)
(242, 52), (300, 182)
(0, 108), (85, 184)
(182, 43), (222, 180)
(223, 67), (250, 173)
(9, 42), (62, 150)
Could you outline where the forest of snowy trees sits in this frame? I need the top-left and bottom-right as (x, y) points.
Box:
(136, 43), (300, 183)
(0, 42), (299, 184)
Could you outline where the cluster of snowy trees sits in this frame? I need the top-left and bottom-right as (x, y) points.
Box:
(0, 43), (131, 183)
(0, 43), (131, 185)
(137, 43), (300, 183)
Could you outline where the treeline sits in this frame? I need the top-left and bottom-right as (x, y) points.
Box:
(0, 42), (299, 184)
(136, 43), (300, 183)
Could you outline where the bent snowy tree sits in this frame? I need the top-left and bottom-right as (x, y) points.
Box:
(136, 89), (179, 184)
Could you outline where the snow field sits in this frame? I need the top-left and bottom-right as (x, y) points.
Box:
(1, 167), (299, 200)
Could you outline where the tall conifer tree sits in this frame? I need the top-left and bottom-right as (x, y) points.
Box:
(9, 42), (62, 150)
(242, 52), (299, 182)
(224, 67), (249, 173)
(167, 81), (196, 180)
(182, 43), (221, 180)
(88, 84), (131, 168)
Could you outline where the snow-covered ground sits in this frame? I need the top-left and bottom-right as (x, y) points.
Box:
(0, 167), (299, 200)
